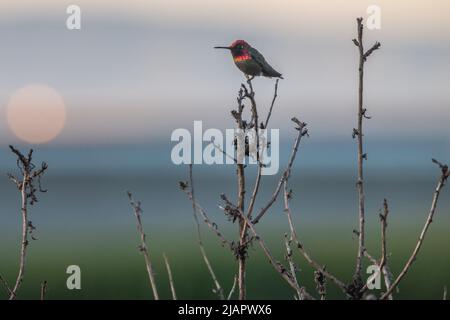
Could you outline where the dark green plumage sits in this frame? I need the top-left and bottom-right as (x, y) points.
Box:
(248, 46), (283, 79)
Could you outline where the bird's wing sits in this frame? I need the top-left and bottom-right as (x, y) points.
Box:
(249, 47), (268, 69)
(249, 47), (283, 78)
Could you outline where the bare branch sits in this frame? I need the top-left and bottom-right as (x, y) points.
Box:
(234, 208), (315, 299)
(7, 173), (20, 189)
(353, 17), (380, 288)
(360, 199), (391, 297)
(380, 199), (389, 270)
(235, 80), (253, 300)
(282, 181), (348, 295)
(179, 181), (232, 249)
(127, 192), (159, 300)
(252, 119), (308, 224)
(218, 193), (316, 300)
(264, 79), (279, 128)
(246, 79), (280, 220)
(362, 248), (395, 299)
(377, 200), (394, 299)
(284, 234), (303, 300)
(363, 42), (381, 61)
(8, 146), (48, 300)
(380, 160), (448, 299)
(314, 269), (327, 300)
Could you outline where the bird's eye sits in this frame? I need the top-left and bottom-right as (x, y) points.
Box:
(239, 45), (243, 49)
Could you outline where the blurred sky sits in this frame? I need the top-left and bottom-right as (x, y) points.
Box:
(0, 0), (449, 145)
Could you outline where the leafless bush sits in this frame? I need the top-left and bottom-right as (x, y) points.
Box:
(1, 146), (48, 300)
(179, 17), (449, 300)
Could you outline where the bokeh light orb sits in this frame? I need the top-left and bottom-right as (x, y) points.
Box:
(6, 84), (66, 144)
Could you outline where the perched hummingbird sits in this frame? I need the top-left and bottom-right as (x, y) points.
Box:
(215, 40), (283, 80)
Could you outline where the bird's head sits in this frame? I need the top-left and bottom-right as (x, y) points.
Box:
(215, 40), (251, 58)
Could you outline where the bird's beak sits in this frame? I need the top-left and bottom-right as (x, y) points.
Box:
(214, 46), (231, 50)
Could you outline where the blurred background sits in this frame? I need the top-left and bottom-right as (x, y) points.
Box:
(0, 0), (449, 299)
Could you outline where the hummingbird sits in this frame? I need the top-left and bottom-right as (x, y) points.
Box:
(215, 40), (283, 80)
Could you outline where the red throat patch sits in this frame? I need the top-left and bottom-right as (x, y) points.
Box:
(233, 54), (251, 62)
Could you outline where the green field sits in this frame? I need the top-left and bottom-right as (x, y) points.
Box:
(1, 220), (449, 300)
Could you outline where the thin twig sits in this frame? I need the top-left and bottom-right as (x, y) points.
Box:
(40, 281), (48, 300)
(264, 79), (279, 128)
(127, 192), (159, 300)
(188, 164), (225, 299)
(380, 160), (448, 300)
(227, 275), (238, 300)
(163, 253), (177, 300)
(444, 286), (447, 300)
